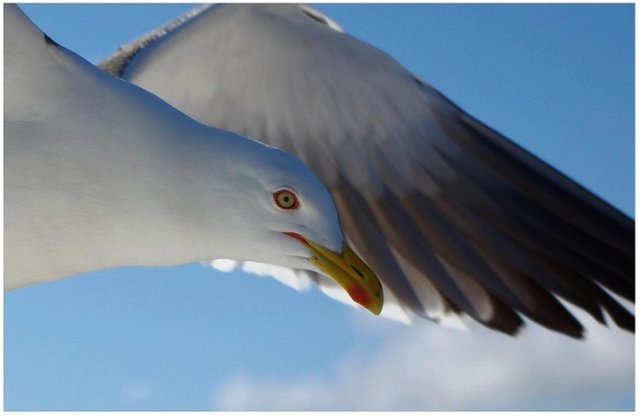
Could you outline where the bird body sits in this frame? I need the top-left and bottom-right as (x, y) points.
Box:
(5, 20), (238, 285)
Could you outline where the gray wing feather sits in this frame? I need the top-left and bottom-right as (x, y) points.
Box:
(98, 4), (634, 337)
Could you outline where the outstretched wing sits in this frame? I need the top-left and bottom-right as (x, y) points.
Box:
(99, 4), (634, 337)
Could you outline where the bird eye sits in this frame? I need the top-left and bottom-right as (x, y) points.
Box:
(273, 189), (299, 210)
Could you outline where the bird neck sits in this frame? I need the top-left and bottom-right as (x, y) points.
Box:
(5, 103), (256, 290)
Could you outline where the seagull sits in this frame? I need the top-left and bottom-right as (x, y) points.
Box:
(4, 4), (384, 316)
(97, 4), (635, 338)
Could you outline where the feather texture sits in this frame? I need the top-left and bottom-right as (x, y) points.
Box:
(99, 4), (635, 337)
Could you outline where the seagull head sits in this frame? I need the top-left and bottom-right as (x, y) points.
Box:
(217, 140), (383, 315)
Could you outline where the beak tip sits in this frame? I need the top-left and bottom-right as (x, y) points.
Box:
(370, 298), (383, 315)
(347, 285), (383, 315)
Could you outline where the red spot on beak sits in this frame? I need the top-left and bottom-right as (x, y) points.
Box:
(284, 232), (307, 245)
(347, 285), (372, 309)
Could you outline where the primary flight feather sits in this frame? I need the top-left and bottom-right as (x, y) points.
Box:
(98, 4), (634, 338)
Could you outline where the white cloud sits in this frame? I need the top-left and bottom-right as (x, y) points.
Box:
(121, 381), (159, 404)
(212, 307), (634, 411)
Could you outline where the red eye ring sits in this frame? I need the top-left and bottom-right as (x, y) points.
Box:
(273, 189), (299, 210)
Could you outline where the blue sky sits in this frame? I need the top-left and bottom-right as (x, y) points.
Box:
(5, 3), (634, 411)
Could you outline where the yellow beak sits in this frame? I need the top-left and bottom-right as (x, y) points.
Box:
(285, 232), (383, 315)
